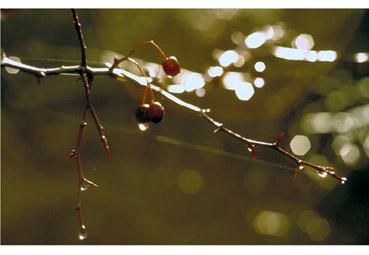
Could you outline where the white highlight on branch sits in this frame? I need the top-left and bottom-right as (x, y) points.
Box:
(113, 67), (202, 112)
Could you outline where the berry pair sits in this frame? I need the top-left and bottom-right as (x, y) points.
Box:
(135, 102), (164, 124)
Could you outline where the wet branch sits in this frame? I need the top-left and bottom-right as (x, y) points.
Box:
(200, 112), (346, 183)
(0, 53), (347, 184)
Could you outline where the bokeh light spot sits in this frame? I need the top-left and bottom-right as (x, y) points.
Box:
(298, 210), (331, 241)
(306, 217), (331, 241)
(254, 61), (266, 72)
(254, 77), (265, 88)
(222, 72), (244, 90)
(355, 53), (369, 63)
(207, 66), (224, 77)
(364, 134), (369, 157)
(340, 142), (360, 165)
(301, 112), (333, 134)
(177, 169), (203, 194)
(293, 34), (315, 51)
(167, 84), (185, 94)
(177, 72), (205, 92)
(231, 31), (245, 45)
(290, 135), (311, 156)
(245, 32), (267, 49)
(195, 88), (206, 97)
(305, 50), (318, 62)
(254, 211), (290, 237)
(273, 46), (305, 61)
(234, 82), (254, 101)
(218, 50), (239, 67)
(318, 50), (337, 62)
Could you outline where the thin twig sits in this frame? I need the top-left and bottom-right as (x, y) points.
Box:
(72, 9), (87, 67)
(0, 55), (347, 184)
(200, 111), (346, 183)
(70, 9), (109, 239)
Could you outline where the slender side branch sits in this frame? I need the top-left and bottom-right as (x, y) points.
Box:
(200, 111), (346, 183)
(80, 73), (111, 157)
(72, 9), (87, 67)
(0, 55), (347, 184)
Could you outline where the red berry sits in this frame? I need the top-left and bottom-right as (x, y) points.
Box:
(135, 104), (150, 123)
(162, 56), (181, 77)
(148, 102), (165, 123)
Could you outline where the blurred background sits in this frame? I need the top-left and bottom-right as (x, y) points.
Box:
(1, 9), (369, 244)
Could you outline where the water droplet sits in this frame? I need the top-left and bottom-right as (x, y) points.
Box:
(317, 171), (328, 178)
(341, 177), (347, 185)
(80, 121), (87, 127)
(138, 123), (149, 131)
(329, 171), (336, 175)
(298, 165), (304, 170)
(78, 225), (87, 240)
(80, 181), (90, 191)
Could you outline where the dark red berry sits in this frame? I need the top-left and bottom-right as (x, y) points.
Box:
(162, 56), (181, 77)
(135, 104), (151, 123)
(148, 102), (165, 124)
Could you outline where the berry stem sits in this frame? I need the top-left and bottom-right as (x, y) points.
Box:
(111, 40), (168, 70)
(115, 57), (155, 104)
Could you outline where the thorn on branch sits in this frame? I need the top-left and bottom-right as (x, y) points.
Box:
(100, 135), (111, 159)
(274, 132), (285, 147)
(213, 125), (223, 133)
(82, 178), (99, 188)
(247, 144), (257, 160)
(66, 149), (76, 160)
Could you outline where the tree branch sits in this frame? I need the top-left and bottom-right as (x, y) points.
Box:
(1, 54), (347, 184)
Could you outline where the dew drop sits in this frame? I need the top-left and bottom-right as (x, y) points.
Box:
(341, 177), (347, 185)
(138, 123), (149, 131)
(78, 225), (88, 240)
(298, 165), (304, 170)
(317, 171), (328, 178)
(80, 181), (90, 192)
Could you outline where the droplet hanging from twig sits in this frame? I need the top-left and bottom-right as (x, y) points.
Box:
(78, 225), (87, 240)
(80, 181), (90, 192)
(138, 123), (150, 131)
(317, 171), (328, 178)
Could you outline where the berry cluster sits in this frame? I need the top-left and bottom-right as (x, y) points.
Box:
(135, 102), (165, 124)
(122, 41), (181, 125)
